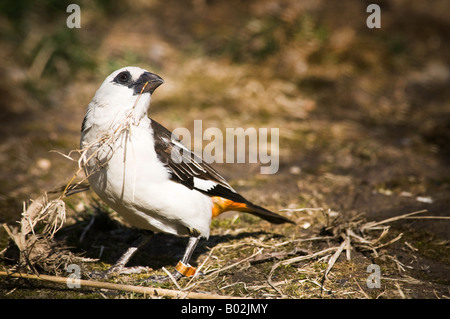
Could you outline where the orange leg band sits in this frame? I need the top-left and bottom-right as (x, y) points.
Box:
(175, 261), (196, 277)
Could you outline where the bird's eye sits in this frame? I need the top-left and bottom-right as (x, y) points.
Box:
(114, 71), (131, 85)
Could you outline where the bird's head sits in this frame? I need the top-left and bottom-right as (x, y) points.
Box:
(84, 66), (164, 131)
(108, 66), (164, 95)
(98, 66), (164, 109)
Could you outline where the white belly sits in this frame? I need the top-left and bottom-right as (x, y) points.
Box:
(81, 122), (213, 238)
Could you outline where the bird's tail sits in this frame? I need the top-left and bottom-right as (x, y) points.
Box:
(211, 197), (295, 225)
(244, 202), (295, 225)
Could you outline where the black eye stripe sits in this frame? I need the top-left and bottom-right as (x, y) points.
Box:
(112, 71), (132, 85)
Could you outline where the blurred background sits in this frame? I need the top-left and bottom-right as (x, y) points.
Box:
(0, 0), (449, 261)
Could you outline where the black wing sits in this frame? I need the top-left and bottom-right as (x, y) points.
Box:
(150, 119), (295, 225)
(150, 119), (248, 203)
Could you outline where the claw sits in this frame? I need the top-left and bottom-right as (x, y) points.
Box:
(143, 269), (205, 284)
(89, 266), (151, 279)
(143, 273), (178, 284)
(89, 270), (110, 280)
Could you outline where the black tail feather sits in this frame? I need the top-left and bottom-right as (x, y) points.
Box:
(245, 202), (295, 225)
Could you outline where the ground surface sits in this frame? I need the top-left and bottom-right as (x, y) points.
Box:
(0, 0), (449, 299)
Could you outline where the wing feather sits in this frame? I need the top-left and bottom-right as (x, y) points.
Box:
(150, 119), (239, 198)
(150, 119), (295, 225)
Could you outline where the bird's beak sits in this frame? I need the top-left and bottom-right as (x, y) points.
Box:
(134, 72), (164, 95)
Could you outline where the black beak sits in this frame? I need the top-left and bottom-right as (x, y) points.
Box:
(133, 72), (164, 95)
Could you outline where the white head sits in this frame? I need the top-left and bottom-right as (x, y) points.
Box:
(82, 66), (164, 132)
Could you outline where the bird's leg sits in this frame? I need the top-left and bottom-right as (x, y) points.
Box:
(106, 234), (152, 275)
(91, 231), (153, 279)
(171, 233), (201, 280)
(146, 229), (201, 283)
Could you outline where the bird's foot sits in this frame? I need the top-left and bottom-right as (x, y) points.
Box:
(90, 265), (151, 279)
(144, 270), (182, 284)
(143, 270), (205, 284)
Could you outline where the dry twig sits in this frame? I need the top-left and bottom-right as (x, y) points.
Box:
(0, 270), (236, 299)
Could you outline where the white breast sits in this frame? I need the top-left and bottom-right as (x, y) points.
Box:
(81, 118), (213, 238)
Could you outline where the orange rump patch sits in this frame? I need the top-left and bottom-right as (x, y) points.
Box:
(211, 196), (249, 218)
